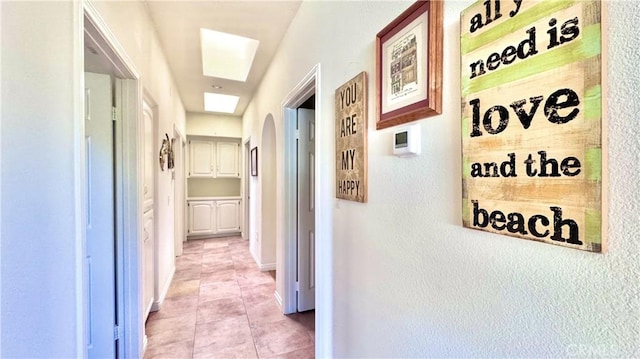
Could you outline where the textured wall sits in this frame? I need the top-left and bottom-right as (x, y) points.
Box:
(243, 0), (640, 357)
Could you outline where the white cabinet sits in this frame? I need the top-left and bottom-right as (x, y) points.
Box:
(216, 142), (240, 177)
(216, 200), (241, 233)
(188, 139), (239, 178)
(189, 140), (215, 177)
(142, 210), (154, 319)
(188, 201), (215, 235)
(187, 198), (241, 236)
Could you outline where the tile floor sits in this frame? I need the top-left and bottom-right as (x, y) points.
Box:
(144, 236), (315, 359)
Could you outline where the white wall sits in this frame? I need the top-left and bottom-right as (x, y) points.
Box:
(1, 3), (82, 356)
(1, 1), (186, 356)
(187, 112), (242, 138)
(90, 0), (185, 307)
(242, 0), (640, 357)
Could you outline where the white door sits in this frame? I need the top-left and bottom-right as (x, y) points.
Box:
(142, 103), (154, 212)
(189, 140), (215, 177)
(143, 210), (155, 317)
(85, 72), (116, 358)
(188, 201), (215, 235)
(174, 134), (185, 256)
(297, 109), (315, 312)
(141, 99), (156, 322)
(216, 200), (241, 233)
(216, 142), (240, 177)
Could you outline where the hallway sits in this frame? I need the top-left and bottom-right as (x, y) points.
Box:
(144, 236), (315, 359)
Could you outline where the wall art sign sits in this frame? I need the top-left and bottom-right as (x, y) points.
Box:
(335, 71), (368, 203)
(376, 0), (443, 130)
(461, 0), (606, 252)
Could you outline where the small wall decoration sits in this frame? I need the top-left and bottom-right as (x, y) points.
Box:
(250, 146), (258, 176)
(376, 0), (443, 130)
(461, 0), (606, 252)
(335, 71), (367, 203)
(159, 133), (173, 171)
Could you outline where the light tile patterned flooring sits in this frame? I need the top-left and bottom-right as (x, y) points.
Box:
(144, 236), (315, 359)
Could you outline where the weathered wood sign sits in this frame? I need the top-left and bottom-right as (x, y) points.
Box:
(335, 72), (368, 203)
(461, 0), (606, 251)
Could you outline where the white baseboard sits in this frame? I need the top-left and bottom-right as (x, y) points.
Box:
(259, 262), (276, 271)
(151, 265), (175, 312)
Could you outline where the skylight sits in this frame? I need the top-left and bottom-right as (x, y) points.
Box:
(200, 28), (259, 82)
(204, 92), (240, 114)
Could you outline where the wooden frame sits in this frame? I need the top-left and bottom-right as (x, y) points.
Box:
(376, 0), (443, 130)
(250, 146), (258, 176)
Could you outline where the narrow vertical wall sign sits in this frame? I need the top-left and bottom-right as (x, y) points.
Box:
(335, 72), (368, 203)
(461, 0), (606, 252)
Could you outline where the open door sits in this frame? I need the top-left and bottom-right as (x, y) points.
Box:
(297, 108), (316, 312)
(85, 72), (117, 358)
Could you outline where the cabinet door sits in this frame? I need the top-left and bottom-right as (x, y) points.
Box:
(189, 140), (215, 177)
(216, 200), (241, 233)
(142, 209), (154, 319)
(216, 142), (239, 177)
(188, 201), (215, 235)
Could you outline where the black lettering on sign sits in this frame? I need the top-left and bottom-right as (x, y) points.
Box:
(469, 88), (580, 137)
(468, 26), (537, 79)
(471, 200), (581, 244)
(338, 180), (360, 197)
(340, 114), (358, 137)
(547, 17), (580, 50)
(340, 82), (357, 109)
(341, 149), (356, 170)
(469, 0), (523, 33)
(523, 152), (582, 177)
(470, 152), (517, 178)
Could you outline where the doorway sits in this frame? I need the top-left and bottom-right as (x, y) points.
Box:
(83, 4), (143, 358)
(260, 115), (277, 271)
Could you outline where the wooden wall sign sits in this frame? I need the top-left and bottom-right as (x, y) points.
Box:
(461, 0), (606, 252)
(335, 72), (368, 203)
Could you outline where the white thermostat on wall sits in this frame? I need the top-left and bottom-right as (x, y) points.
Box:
(393, 124), (421, 157)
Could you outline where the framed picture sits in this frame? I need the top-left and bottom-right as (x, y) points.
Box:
(376, 0), (443, 130)
(250, 146), (258, 176)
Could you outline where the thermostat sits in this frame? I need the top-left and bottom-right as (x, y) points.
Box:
(393, 124), (421, 157)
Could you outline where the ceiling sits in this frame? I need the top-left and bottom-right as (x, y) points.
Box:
(143, 0), (302, 116)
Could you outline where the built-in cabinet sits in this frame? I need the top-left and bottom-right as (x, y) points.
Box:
(187, 198), (241, 236)
(189, 139), (240, 178)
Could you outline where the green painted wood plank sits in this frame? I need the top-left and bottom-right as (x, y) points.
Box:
(585, 207), (601, 244)
(585, 147), (602, 182)
(462, 24), (601, 97)
(584, 85), (602, 121)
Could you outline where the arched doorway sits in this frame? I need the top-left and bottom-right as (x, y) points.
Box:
(260, 114), (277, 268)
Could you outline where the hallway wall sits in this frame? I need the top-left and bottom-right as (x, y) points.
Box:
(242, 0), (640, 357)
(1, 1), (186, 357)
(90, 0), (186, 307)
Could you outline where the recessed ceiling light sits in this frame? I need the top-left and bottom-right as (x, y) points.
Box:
(204, 92), (239, 114)
(200, 28), (259, 82)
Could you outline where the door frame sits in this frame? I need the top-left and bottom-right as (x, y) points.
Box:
(81, 3), (142, 357)
(281, 64), (332, 355)
(243, 137), (251, 240)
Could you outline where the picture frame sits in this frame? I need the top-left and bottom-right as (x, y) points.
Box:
(376, 0), (443, 130)
(250, 146), (258, 176)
